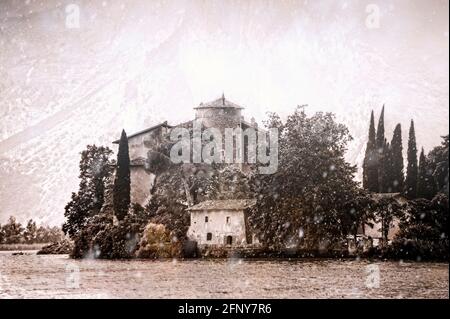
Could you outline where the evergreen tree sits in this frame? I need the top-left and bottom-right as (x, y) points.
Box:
(417, 148), (436, 199)
(113, 129), (131, 221)
(363, 110), (379, 192)
(390, 124), (404, 192)
(376, 105), (385, 192)
(380, 140), (393, 193)
(376, 105), (385, 151)
(405, 120), (418, 198)
(427, 135), (449, 196)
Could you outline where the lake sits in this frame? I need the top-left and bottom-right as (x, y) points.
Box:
(0, 251), (448, 298)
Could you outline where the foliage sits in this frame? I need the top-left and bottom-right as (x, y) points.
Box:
(135, 223), (182, 258)
(388, 193), (449, 260)
(113, 130), (131, 221)
(373, 196), (405, 243)
(0, 216), (64, 244)
(363, 110), (378, 192)
(405, 120), (418, 198)
(390, 124), (404, 193)
(69, 198), (146, 259)
(417, 148), (436, 199)
(341, 190), (376, 241)
(37, 239), (74, 255)
(62, 145), (113, 237)
(427, 135), (449, 196)
(248, 108), (359, 250)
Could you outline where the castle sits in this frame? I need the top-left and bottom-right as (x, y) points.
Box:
(112, 95), (259, 247)
(112, 94), (258, 206)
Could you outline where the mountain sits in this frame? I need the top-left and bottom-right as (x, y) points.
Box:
(0, 0), (448, 225)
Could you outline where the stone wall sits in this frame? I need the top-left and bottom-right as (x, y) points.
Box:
(195, 107), (242, 132)
(187, 209), (249, 246)
(130, 166), (154, 206)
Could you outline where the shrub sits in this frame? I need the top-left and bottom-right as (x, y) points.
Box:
(135, 223), (182, 258)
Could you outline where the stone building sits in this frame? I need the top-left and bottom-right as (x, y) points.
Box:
(112, 94), (258, 207)
(187, 199), (257, 247)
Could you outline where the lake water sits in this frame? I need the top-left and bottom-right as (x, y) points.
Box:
(0, 251), (448, 298)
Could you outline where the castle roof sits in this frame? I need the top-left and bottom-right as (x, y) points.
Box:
(187, 199), (257, 211)
(112, 95), (248, 144)
(194, 94), (244, 110)
(112, 121), (171, 144)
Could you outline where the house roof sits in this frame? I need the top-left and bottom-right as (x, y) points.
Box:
(112, 121), (171, 144)
(187, 199), (257, 211)
(370, 192), (402, 199)
(369, 193), (408, 204)
(194, 94), (244, 110)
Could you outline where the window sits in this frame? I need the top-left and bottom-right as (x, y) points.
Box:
(205, 216), (209, 222)
(206, 233), (212, 241)
(226, 216), (230, 223)
(226, 235), (233, 245)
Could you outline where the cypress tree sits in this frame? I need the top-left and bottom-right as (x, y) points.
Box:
(417, 148), (436, 199)
(376, 105), (385, 192)
(363, 110), (379, 192)
(380, 140), (393, 193)
(376, 105), (385, 151)
(390, 124), (404, 192)
(113, 129), (131, 220)
(405, 120), (418, 198)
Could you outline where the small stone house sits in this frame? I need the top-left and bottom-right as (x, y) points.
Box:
(187, 199), (257, 247)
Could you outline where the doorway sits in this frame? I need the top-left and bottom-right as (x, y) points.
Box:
(226, 235), (233, 246)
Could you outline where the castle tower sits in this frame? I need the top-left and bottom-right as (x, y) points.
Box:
(194, 94), (244, 131)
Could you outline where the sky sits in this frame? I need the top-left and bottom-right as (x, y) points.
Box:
(0, 0), (448, 225)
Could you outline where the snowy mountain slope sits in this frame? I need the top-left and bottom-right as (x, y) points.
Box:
(0, 0), (448, 225)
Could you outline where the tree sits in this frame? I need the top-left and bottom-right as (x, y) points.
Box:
(427, 135), (449, 196)
(376, 105), (385, 152)
(392, 193), (449, 260)
(62, 145), (113, 237)
(376, 106), (386, 193)
(23, 219), (37, 244)
(0, 223), (4, 244)
(341, 190), (376, 244)
(363, 110), (379, 192)
(248, 109), (359, 250)
(417, 148), (436, 199)
(390, 124), (404, 192)
(2, 216), (24, 244)
(373, 196), (404, 245)
(405, 120), (418, 198)
(113, 130), (131, 221)
(379, 140), (392, 193)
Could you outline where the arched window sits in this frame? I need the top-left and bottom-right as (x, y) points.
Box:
(205, 216), (208, 222)
(206, 233), (212, 241)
